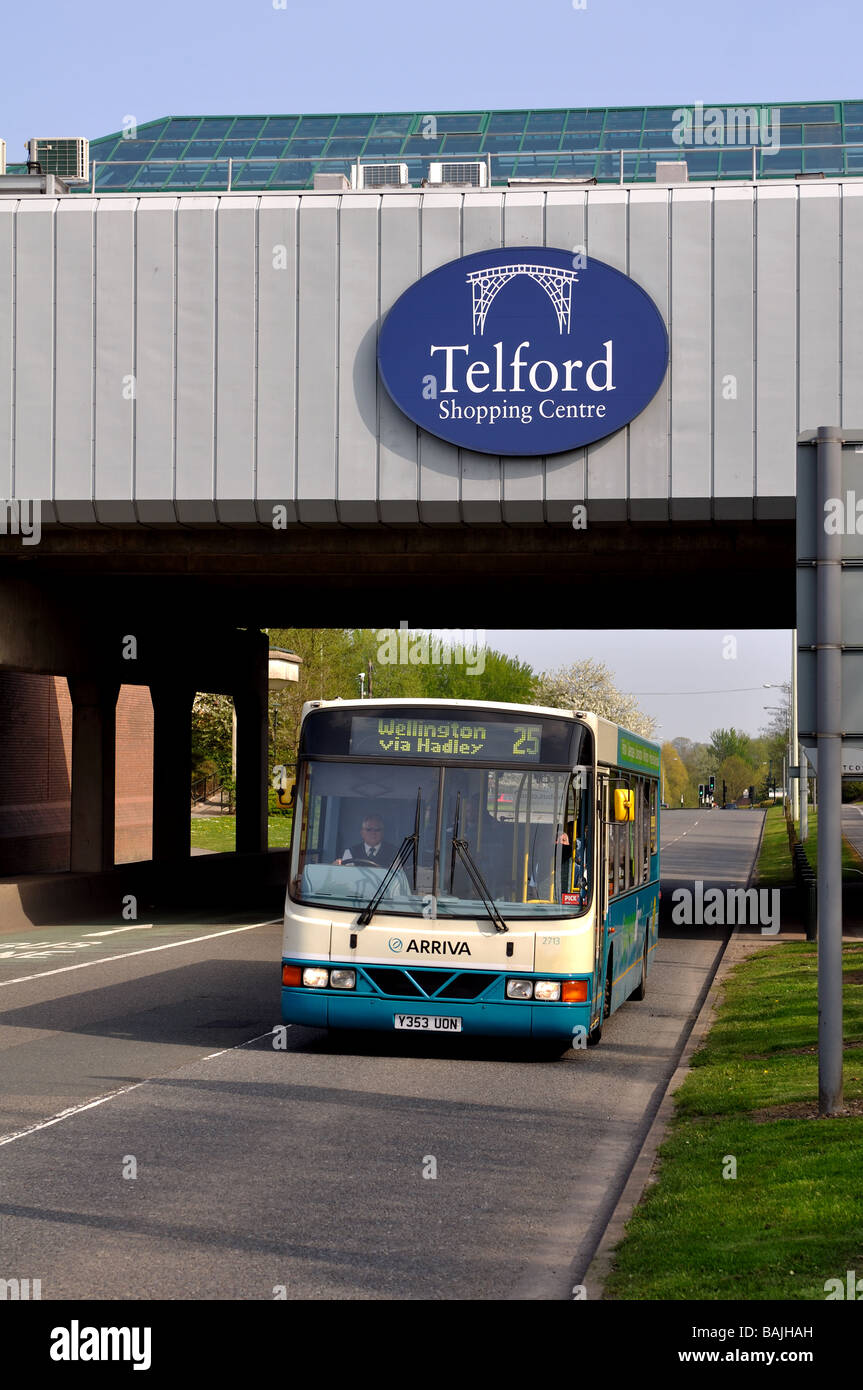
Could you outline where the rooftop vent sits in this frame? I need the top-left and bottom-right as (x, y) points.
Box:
(354, 161), (409, 190)
(313, 171), (351, 191)
(29, 137), (89, 181)
(427, 161), (488, 188)
(655, 160), (688, 184)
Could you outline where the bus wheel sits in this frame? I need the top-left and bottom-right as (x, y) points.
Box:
(587, 958), (612, 1047)
(631, 938), (649, 1002)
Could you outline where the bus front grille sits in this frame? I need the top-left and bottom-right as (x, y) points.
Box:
(363, 967), (498, 1001)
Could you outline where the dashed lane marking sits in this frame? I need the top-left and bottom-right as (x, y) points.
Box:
(0, 1027), (282, 1148)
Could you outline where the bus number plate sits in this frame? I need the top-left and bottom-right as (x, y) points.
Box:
(394, 1014), (462, 1032)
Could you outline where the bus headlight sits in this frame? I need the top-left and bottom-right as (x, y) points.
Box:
(330, 969), (356, 990)
(506, 979), (533, 1000)
(302, 967), (330, 989)
(534, 980), (562, 1002)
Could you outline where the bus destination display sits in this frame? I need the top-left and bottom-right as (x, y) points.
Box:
(349, 716), (544, 762)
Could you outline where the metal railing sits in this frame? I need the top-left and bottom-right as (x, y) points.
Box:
(85, 142), (863, 194)
(191, 774), (234, 813)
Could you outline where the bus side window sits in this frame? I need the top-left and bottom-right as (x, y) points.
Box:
(641, 778), (650, 881)
(650, 781), (658, 855)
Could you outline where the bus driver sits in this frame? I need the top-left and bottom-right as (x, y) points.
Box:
(337, 815), (399, 868)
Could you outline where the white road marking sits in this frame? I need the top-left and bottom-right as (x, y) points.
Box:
(82, 925), (154, 937)
(0, 1027), (281, 1149)
(662, 818), (700, 848)
(0, 919), (281, 988)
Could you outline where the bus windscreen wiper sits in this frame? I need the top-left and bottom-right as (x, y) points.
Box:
(449, 793), (508, 934)
(357, 787), (422, 927)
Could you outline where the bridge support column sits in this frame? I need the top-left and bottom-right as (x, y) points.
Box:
(234, 634), (269, 856)
(152, 682), (195, 866)
(69, 679), (120, 873)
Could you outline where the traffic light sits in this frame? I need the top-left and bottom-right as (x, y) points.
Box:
(698, 783), (704, 802)
(709, 775), (716, 796)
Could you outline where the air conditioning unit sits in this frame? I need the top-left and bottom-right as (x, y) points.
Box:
(0, 140), (6, 176)
(655, 160), (688, 184)
(428, 161), (488, 188)
(355, 162), (409, 190)
(30, 138), (89, 180)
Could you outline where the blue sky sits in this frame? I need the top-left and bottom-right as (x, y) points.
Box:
(2, 0), (861, 156)
(487, 630), (790, 745)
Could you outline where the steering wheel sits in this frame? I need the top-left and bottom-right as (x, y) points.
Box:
(350, 856), (384, 868)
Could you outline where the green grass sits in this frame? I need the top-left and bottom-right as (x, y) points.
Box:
(755, 805), (793, 887)
(604, 941), (863, 1300)
(190, 812), (293, 853)
(798, 808), (863, 882)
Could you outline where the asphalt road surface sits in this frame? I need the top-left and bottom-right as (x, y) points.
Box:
(0, 812), (765, 1301)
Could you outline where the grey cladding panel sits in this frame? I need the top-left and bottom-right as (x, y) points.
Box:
(256, 198), (299, 524)
(216, 200), (257, 522)
(1, 182), (857, 524)
(296, 197), (339, 523)
(15, 205), (55, 506)
(0, 207), (15, 496)
(175, 201), (217, 523)
(134, 202), (176, 523)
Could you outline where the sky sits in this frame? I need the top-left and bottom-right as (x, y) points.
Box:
(2, 0), (861, 158)
(487, 630), (791, 745)
(0, 2), (835, 742)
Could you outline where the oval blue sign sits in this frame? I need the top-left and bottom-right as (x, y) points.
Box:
(377, 246), (668, 456)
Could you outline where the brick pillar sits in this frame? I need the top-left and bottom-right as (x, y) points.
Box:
(68, 678), (119, 873)
(151, 682), (195, 865)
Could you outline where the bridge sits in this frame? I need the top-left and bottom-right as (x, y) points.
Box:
(1, 175), (859, 912)
(465, 263), (578, 334)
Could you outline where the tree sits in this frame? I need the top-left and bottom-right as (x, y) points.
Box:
(661, 742), (691, 806)
(718, 754), (754, 802)
(533, 659), (657, 738)
(191, 691), (234, 781)
(707, 727), (753, 766)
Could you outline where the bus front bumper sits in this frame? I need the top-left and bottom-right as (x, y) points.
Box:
(281, 982), (592, 1041)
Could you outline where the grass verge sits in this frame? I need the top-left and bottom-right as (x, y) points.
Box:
(190, 813), (293, 853)
(754, 805), (793, 887)
(604, 941), (863, 1300)
(799, 808), (863, 882)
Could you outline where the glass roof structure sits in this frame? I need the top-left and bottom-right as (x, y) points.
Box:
(9, 101), (863, 190)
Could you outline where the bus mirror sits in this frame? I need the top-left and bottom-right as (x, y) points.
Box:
(614, 789), (634, 822)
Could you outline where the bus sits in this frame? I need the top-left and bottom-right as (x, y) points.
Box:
(281, 698), (660, 1050)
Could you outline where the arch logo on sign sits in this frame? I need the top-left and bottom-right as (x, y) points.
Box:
(377, 247), (668, 456)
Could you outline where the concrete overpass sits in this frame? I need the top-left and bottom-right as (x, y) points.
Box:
(1, 175), (861, 908)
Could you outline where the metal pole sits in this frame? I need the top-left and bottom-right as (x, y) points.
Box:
(619, 149), (624, 185)
(816, 425), (844, 1114)
(799, 742), (809, 842)
(752, 145), (757, 181)
(91, 160), (96, 194)
(791, 628), (800, 823)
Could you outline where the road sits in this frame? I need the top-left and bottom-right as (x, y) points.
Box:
(0, 812), (764, 1300)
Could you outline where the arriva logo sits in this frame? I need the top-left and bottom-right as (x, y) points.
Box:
(378, 247), (668, 456)
(387, 937), (404, 952)
(407, 940), (471, 957)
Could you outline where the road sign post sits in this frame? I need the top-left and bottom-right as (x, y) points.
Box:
(816, 427), (844, 1114)
(796, 427), (863, 1114)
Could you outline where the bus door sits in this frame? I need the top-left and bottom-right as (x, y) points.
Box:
(592, 774), (612, 1031)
